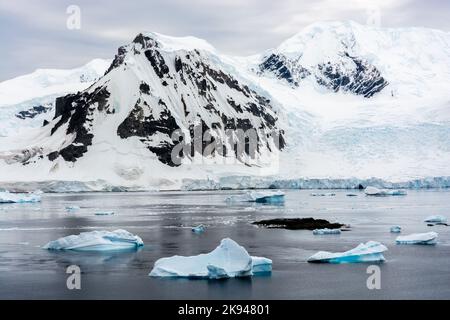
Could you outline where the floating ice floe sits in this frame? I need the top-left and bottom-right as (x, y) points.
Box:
(94, 211), (114, 216)
(307, 241), (388, 264)
(424, 215), (447, 224)
(149, 238), (271, 279)
(0, 191), (42, 203)
(192, 225), (206, 234)
(226, 191), (285, 204)
(396, 232), (438, 245)
(364, 186), (407, 196)
(310, 193), (336, 197)
(313, 228), (341, 235)
(65, 206), (80, 212)
(390, 226), (402, 233)
(43, 229), (144, 251)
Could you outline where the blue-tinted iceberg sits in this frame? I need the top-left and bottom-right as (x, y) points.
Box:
(43, 229), (144, 251)
(396, 232), (438, 245)
(0, 191), (42, 203)
(226, 191), (285, 204)
(192, 224), (206, 234)
(390, 226), (402, 233)
(251, 256), (272, 274)
(364, 186), (407, 196)
(424, 215), (447, 223)
(149, 238), (271, 279)
(313, 228), (341, 235)
(307, 241), (388, 264)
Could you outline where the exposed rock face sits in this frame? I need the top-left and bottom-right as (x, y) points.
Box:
(16, 105), (52, 119)
(48, 86), (111, 162)
(253, 218), (344, 230)
(259, 52), (388, 97)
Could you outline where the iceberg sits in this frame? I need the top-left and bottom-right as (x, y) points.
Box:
(390, 226), (402, 233)
(251, 256), (272, 274)
(225, 191), (285, 204)
(43, 229), (144, 251)
(307, 241), (388, 264)
(396, 232), (438, 245)
(65, 206), (80, 212)
(0, 191), (42, 203)
(424, 215), (447, 224)
(310, 193), (336, 197)
(94, 211), (114, 216)
(149, 238), (271, 279)
(364, 186), (407, 196)
(192, 224), (206, 234)
(313, 228), (341, 235)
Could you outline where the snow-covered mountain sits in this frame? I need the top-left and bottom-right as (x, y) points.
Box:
(1, 21), (450, 191)
(0, 59), (110, 137)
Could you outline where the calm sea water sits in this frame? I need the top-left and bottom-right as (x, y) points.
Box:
(0, 189), (449, 299)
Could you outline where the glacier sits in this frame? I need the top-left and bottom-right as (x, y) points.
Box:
(149, 238), (271, 279)
(396, 232), (438, 245)
(0, 191), (42, 203)
(307, 241), (388, 263)
(1, 21), (450, 191)
(43, 229), (144, 251)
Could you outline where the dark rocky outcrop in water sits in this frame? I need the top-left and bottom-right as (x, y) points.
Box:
(253, 218), (344, 230)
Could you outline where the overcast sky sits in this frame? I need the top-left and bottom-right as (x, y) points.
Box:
(0, 0), (449, 81)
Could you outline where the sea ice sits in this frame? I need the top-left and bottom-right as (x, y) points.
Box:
(43, 229), (144, 251)
(225, 191), (285, 204)
(149, 238), (271, 279)
(424, 215), (447, 223)
(313, 228), (341, 235)
(390, 226), (402, 233)
(192, 224), (206, 234)
(364, 186), (407, 196)
(0, 191), (42, 203)
(396, 232), (438, 245)
(307, 241), (388, 264)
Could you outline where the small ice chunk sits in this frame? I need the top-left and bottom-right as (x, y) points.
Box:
(310, 193), (336, 197)
(192, 224), (206, 234)
(43, 229), (143, 251)
(364, 186), (407, 196)
(251, 256), (272, 274)
(346, 193), (358, 197)
(94, 211), (114, 216)
(396, 232), (438, 245)
(65, 206), (80, 212)
(424, 215), (447, 223)
(307, 241), (388, 264)
(313, 228), (341, 235)
(226, 191), (285, 204)
(390, 226), (402, 233)
(0, 191), (42, 203)
(149, 238), (270, 279)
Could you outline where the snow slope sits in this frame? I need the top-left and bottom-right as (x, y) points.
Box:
(1, 21), (450, 191)
(0, 59), (110, 137)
